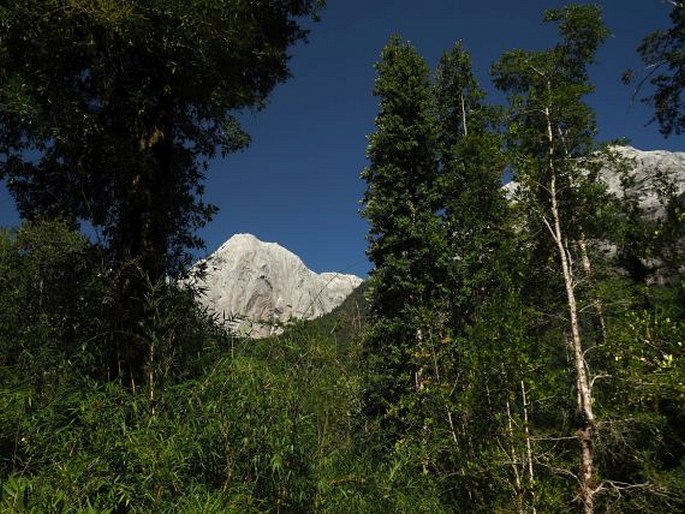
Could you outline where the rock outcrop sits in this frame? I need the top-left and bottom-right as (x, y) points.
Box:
(602, 146), (685, 214)
(502, 146), (684, 282)
(503, 146), (685, 210)
(190, 234), (363, 338)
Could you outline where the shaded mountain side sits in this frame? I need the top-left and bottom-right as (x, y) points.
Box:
(307, 281), (369, 344)
(267, 281), (369, 347)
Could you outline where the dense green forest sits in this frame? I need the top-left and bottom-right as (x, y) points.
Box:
(1, 1), (684, 512)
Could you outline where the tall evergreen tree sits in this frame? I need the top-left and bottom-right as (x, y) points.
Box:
(426, 42), (534, 509)
(360, 35), (444, 438)
(434, 42), (511, 328)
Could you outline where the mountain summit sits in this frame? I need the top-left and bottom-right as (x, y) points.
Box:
(190, 234), (363, 338)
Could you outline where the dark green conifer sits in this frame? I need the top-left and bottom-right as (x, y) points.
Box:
(361, 35), (444, 436)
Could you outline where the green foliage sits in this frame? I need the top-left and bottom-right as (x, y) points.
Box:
(0, 296), (459, 512)
(630, 1), (685, 137)
(0, 328), (314, 511)
(587, 306), (685, 512)
(308, 282), (368, 347)
(360, 34), (445, 435)
(0, 220), (105, 386)
(0, 220), (238, 389)
(0, 0), (325, 380)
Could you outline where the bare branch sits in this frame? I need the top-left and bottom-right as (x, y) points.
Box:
(590, 373), (610, 391)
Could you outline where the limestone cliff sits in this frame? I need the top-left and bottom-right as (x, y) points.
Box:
(190, 234), (363, 338)
(503, 146), (685, 209)
(602, 146), (685, 214)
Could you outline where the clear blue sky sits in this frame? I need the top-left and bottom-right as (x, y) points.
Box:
(0, 1), (681, 276)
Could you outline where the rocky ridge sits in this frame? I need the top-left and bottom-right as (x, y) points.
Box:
(503, 145), (685, 210)
(190, 234), (363, 338)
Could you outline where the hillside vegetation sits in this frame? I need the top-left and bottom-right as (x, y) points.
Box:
(1, 1), (684, 512)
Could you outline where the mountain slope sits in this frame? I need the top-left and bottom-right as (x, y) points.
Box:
(190, 234), (363, 338)
(504, 146), (685, 207)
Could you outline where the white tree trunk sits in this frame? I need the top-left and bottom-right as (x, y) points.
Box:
(521, 381), (537, 514)
(578, 237), (607, 343)
(460, 93), (468, 136)
(543, 101), (596, 514)
(506, 399), (525, 514)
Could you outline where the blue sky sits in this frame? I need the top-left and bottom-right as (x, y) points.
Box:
(0, 1), (681, 276)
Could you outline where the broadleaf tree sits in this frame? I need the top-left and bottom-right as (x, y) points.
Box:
(492, 5), (614, 512)
(0, 0), (324, 380)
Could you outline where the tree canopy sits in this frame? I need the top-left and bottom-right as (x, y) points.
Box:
(0, 0), (323, 278)
(632, 1), (684, 137)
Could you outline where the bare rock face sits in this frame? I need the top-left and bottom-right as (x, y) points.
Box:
(502, 146), (684, 282)
(603, 146), (685, 214)
(190, 234), (363, 338)
(503, 146), (685, 209)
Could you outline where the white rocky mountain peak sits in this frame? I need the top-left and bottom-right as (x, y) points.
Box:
(191, 233), (363, 338)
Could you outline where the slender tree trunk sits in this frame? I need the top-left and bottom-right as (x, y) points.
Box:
(149, 337), (156, 416)
(415, 329), (429, 474)
(556, 128), (607, 345)
(460, 93), (468, 136)
(446, 408), (458, 444)
(506, 399), (525, 514)
(431, 337), (460, 445)
(549, 173), (596, 514)
(578, 237), (607, 343)
(521, 381), (537, 514)
(543, 100), (596, 514)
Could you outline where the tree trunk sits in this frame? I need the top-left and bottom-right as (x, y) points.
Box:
(543, 101), (596, 514)
(521, 381), (537, 514)
(111, 110), (174, 384)
(460, 93), (468, 136)
(505, 398), (525, 514)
